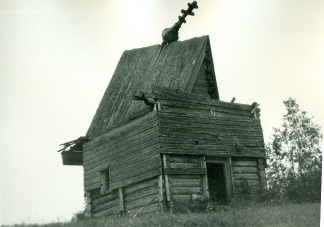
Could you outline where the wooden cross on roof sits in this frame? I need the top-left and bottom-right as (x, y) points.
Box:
(161, 1), (198, 45)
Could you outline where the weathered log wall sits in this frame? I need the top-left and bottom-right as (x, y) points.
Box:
(123, 176), (160, 216)
(232, 157), (266, 197)
(83, 111), (161, 191)
(90, 188), (120, 217)
(164, 154), (206, 203)
(157, 107), (265, 158)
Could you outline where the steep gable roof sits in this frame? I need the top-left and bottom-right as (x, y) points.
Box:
(86, 35), (219, 138)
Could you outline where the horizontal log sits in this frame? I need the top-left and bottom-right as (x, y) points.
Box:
(84, 126), (159, 163)
(92, 192), (119, 206)
(151, 85), (252, 111)
(84, 138), (159, 174)
(124, 177), (158, 195)
(234, 179), (261, 187)
(160, 143), (264, 154)
(84, 137), (159, 178)
(158, 100), (251, 118)
(159, 135), (264, 147)
(92, 198), (119, 214)
(233, 173), (260, 180)
(158, 125), (263, 139)
(172, 194), (192, 202)
(92, 205), (119, 217)
(232, 160), (258, 167)
(232, 167), (259, 174)
(169, 174), (202, 180)
(84, 111), (158, 150)
(158, 117), (262, 132)
(110, 161), (160, 181)
(85, 180), (100, 192)
(124, 186), (158, 203)
(110, 168), (161, 189)
(164, 168), (206, 175)
(125, 194), (159, 210)
(85, 123), (158, 161)
(158, 107), (259, 120)
(111, 155), (160, 178)
(125, 201), (159, 216)
(169, 178), (202, 187)
(85, 166), (161, 192)
(111, 146), (160, 172)
(169, 155), (201, 163)
(170, 186), (202, 195)
(169, 162), (201, 168)
(89, 188), (102, 200)
(158, 111), (260, 127)
(160, 148), (266, 158)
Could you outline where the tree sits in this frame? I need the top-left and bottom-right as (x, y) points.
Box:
(266, 98), (322, 202)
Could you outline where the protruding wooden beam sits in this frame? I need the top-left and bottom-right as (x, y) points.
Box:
(158, 175), (164, 212)
(134, 91), (156, 106)
(201, 155), (210, 200)
(162, 154), (171, 202)
(251, 102), (261, 118)
(119, 188), (125, 213)
(85, 191), (92, 218)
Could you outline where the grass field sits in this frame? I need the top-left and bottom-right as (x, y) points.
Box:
(2, 203), (320, 227)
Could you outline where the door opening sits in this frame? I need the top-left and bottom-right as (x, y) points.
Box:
(206, 163), (227, 204)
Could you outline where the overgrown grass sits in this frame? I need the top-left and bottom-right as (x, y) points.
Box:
(2, 203), (320, 227)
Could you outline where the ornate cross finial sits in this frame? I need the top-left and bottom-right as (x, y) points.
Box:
(161, 1), (198, 45)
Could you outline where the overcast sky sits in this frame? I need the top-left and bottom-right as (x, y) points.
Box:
(1, 0), (323, 225)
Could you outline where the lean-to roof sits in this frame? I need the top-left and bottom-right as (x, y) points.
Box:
(86, 35), (218, 138)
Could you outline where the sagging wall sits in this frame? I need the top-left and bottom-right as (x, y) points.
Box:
(88, 176), (161, 217)
(89, 188), (119, 217)
(83, 111), (161, 216)
(123, 176), (161, 216)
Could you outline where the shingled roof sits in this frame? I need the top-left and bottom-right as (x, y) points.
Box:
(86, 35), (219, 138)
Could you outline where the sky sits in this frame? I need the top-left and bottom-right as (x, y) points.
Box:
(0, 0), (323, 225)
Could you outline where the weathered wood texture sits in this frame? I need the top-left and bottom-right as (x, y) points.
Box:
(191, 61), (209, 96)
(164, 154), (205, 202)
(123, 177), (160, 216)
(157, 107), (265, 158)
(83, 112), (161, 191)
(90, 189), (120, 217)
(231, 157), (266, 196)
(86, 36), (219, 138)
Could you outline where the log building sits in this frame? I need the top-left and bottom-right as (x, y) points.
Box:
(60, 35), (266, 217)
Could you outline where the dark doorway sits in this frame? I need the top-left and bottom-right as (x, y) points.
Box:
(206, 163), (227, 204)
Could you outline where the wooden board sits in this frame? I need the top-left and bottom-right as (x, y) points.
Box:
(83, 113), (160, 191)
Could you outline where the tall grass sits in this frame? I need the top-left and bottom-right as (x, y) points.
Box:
(2, 203), (320, 227)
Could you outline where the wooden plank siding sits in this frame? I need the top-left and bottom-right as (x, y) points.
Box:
(157, 107), (265, 158)
(83, 111), (161, 191)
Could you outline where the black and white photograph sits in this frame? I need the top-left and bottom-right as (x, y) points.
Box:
(1, 0), (323, 226)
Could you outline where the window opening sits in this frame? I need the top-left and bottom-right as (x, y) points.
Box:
(100, 168), (110, 194)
